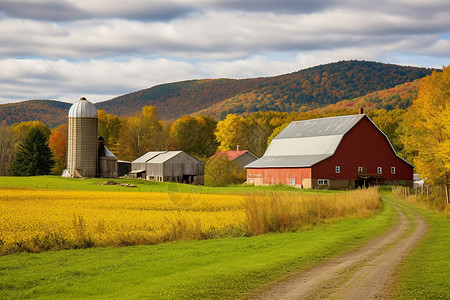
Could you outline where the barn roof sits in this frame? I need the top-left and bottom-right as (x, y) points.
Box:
(104, 146), (117, 158)
(132, 151), (199, 164)
(246, 114), (365, 168)
(147, 151), (183, 163)
(133, 151), (166, 163)
(211, 150), (256, 161)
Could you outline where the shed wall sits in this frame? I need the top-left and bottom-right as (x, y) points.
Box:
(234, 153), (257, 169)
(98, 157), (118, 178)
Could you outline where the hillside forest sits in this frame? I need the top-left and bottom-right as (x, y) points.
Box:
(0, 66), (448, 208)
(0, 60), (434, 126)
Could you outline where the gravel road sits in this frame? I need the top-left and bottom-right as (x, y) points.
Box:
(251, 200), (428, 300)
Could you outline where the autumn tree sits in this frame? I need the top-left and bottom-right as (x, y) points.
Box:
(401, 66), (450, 204)
(267, 122), (290, 146)
(98, 110), (123, 154)
(0, 122), (15, 175)
(204, 154), (246, 186)
(48, 124), (68, 175)
(369, 108), (406, 155)
(215, 114), (248, 151)
(13, 121), (51, 143)
(10, 128), (54, 176)
(117, 106), (164, 161)
(169, 115), (218, 157)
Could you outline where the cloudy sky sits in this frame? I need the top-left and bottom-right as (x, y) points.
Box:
(1, 0), (449, 104)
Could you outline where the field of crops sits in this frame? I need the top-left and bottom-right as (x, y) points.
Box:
(0, 187), (381, 255)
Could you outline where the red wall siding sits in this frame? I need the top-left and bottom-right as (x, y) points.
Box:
(313, 117), (413, 181)
(247, 168), (311, 186)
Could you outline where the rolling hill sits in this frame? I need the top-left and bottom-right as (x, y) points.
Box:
(0, 61), (435, 127)
(0, 100), (71, 128)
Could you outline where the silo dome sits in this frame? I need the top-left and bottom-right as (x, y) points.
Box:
(68, 97), (98, 118)
(66, 97), (98, 178)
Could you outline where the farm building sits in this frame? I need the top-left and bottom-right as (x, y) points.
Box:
(130, 151), (204, 185)
(211, 146), (258, 169)
(64, 97), (118, 178)
(245, 112), (414, 189)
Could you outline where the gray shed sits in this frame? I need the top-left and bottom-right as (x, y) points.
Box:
(131, 151), (204, 185)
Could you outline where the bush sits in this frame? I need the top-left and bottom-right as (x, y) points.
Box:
(204, 155), (246, 186)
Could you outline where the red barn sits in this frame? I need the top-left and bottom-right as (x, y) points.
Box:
(245, 113), (413, 189)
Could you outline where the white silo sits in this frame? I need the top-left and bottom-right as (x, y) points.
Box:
(66, 97), (98, 178)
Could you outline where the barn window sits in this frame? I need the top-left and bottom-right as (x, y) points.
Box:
(358, 166), (364, 173)
(377, 167), (383, 174)
(335, 166), (341, 173)
(318, 179), (329, 185)
(391, 167), (396, 174)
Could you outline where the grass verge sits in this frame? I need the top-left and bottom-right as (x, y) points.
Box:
(386, 194), (450, 299)
(0, 200), (395, 299)
(0, 175), (335, 194)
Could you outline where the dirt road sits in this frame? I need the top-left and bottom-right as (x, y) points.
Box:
(251, 200), (428, 300)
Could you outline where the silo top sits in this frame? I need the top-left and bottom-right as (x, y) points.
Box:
(68, 97), (98, 118)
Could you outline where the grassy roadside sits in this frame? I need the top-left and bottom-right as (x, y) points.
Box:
(0, 175), (335, 194)
(0, 200), (396, 299)
(386, 194), (450, 299)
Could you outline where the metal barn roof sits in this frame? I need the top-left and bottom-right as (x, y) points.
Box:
(68, 97), (98, 118)
(246, 114), (365, 168)
(104, 146), (117, 158)
(132, 151), (186, 164)
(133, 151), (166, 163)
(147, 151), (183, 163)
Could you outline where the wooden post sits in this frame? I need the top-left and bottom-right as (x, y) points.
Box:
(445, 185), (449, 205)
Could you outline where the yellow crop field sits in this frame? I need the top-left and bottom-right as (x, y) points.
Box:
(0, 187), (381, 255)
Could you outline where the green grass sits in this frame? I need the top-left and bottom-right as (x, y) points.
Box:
(386, 196), (450, 299)
(0, 175), (336, 194)
(0, 200), (396, 299)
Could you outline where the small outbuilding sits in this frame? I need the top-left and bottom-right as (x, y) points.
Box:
(130, 151), (204, 185)
(246, 112), (414, 189)
(211, 146), (257, 169)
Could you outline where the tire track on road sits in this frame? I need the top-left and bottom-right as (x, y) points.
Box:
(251, 199), (428, 300)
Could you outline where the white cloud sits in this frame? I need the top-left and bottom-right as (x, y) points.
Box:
(0, 58), (203, 103)
(0, 0), (449, 104)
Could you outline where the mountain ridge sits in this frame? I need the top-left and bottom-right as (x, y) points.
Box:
(0, 60), (436, 127)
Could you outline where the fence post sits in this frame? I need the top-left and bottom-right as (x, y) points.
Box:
(446, 185), (449, 205)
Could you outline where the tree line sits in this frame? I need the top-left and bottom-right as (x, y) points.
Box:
(0, 67), (448, 206)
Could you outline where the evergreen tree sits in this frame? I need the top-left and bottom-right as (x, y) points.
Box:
(10, 128), (55, 176)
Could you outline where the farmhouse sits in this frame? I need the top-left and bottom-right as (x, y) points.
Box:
(130, 151), (204, 185)
(211, 146), (258, 169)
(245, 112), (413, 189)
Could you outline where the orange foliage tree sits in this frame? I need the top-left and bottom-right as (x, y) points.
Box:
(48, 124), (68, 174)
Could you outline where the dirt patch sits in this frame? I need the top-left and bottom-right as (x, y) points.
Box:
(250, 200), (428, 300)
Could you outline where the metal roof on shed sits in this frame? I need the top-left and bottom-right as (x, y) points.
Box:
(132, 151), (187, 164)
(246, 114), (364, 168)
(147, 151), (183, 164)
(133, 151), (166, 163)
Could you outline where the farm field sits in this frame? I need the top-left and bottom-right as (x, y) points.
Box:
(0, 198), (397, 299)
(0, 186), (379, 255)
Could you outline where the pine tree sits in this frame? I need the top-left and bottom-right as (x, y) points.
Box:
(10, 128), (55, 176)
